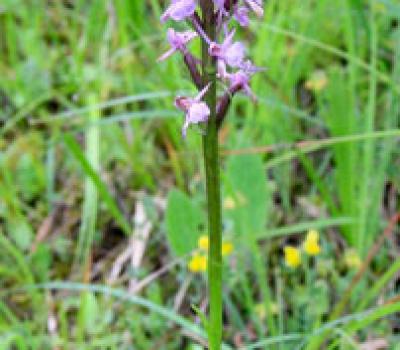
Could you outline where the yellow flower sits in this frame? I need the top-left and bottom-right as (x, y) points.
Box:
(284, 246), (301, 268)
(344, 249), (362, 269)
(303, 229), (321, 256)
(372, 2), (386, 13)
(188, 254), (207, 273)
(198, 235), (209, 251)
(197, 236), (234, 257)
(221, 242), (234, 257)
(255, 302), (279, 320)
(255, 303), (266, 320)
(223, 197), (236, 209)
(305, 70), (328, 92)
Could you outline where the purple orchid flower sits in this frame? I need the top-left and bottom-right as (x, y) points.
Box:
(174, 84), (211, 138)
(161, 0), (197, 23)
(241, 59), (265, 74)
(158, 28), (198, 62)
(218, 59), (263, 101)
(214, 0), (261, 23)
(208, 29), (246, 67)
(228, 70), (256, 100)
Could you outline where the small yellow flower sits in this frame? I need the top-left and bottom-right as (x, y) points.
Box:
(255, 302), (279, 320)
(188, 253), (207, 273)
(223, 197), (236, 209)
(286, 44), (297, 58)
(373, 2), (386, 14)
(303, 229), (321, 256)
(344, 249), (362, 269)
(197, 235), (234, 257)
(255, 303), (266, 320)
(221, 242), (234, 257)
(284, 246), (301, 268)
(305, 70), (328, 92)
(198, 235), (209, 251)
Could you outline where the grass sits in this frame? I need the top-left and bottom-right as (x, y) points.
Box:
(1, 0), (400, 349)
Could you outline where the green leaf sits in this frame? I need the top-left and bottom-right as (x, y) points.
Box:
(6, 217), (33, 251)
(165, 189), (204, 256)
(15, 153), (45, 202)
(308, 280), (329, 317)
(225, 154), (270, 237)
(30, 243), (52, 283)
(78, 292), (99, 336)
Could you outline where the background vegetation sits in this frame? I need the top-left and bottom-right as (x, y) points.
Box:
(1, 0), (400, 348)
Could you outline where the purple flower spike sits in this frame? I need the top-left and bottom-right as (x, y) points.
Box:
(209, 29), (246, 67)
(158, 28), (198, 62)
(159, 0), (265, 135)
(175, 84), (211, 137)
(161, 0), (197, 23)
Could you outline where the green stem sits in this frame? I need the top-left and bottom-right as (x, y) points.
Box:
(200, 2), (222, 349)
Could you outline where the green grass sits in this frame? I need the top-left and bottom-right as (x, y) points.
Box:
(1, 0), (400, 349)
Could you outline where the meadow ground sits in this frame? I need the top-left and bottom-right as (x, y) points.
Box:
(1, 0), (400, 349)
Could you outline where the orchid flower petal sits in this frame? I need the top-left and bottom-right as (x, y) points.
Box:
(195, 83), (211, 102)
(161, 0), (197, 22)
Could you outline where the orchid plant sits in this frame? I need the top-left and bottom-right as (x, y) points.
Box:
(159, 1), (264, 348)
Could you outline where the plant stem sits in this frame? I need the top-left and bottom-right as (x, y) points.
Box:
(200, 2), (222, 349)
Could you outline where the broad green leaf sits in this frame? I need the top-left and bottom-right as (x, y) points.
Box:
(165, 189), (204, 256)
(78, 292), (99, 336)
(225, 154), (271, 238)
(6, 217), (33, 251)
(30, 243), (52, 283)
(15, 152), (45, 202)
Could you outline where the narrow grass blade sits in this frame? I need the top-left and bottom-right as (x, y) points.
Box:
(73, 94), (100, 276)
(63, 134), (131, 235)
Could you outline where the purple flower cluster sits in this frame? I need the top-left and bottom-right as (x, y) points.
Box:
(159, 0), (264, 137)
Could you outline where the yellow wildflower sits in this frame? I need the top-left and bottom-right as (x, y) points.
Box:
(284, 246), (301, 268)
(197, 235), (233, 257)
(221, 242), (234, 257)
(303, 229), (321, 256)
(373, 2), (386, 13)
(305, 70), (328, 92)
(198, 235), (209, 251)
(344, 249), (362, 269)
(188, 253), (207, 273)
(223, 197), (236, 209)
(255, 303), (266, 320)
(255, 302), (279, 320)
(286, 44), (296, 58)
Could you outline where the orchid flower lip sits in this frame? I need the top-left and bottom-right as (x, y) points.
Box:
(175, 84), (212, 138)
